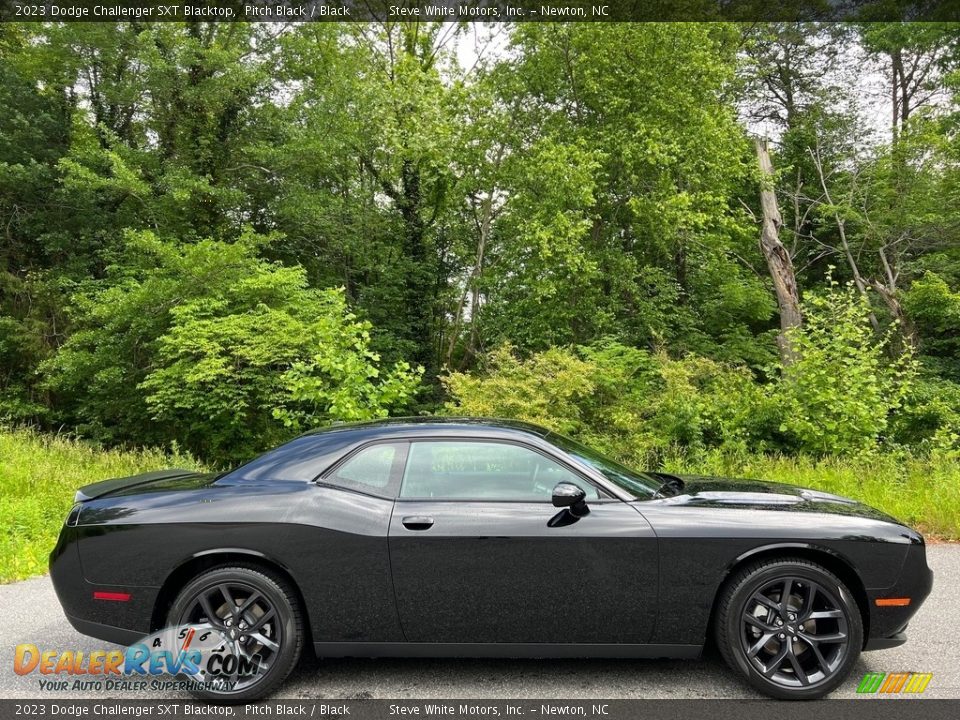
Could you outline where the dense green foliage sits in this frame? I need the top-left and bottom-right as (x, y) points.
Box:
(1, 21), (960, 475)
(444, 282), (936, 464)
(41, 233), (421, 464)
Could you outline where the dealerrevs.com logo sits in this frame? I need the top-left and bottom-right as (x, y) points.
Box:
(856, 672), (933, 695)
(14, 623), (263, 693)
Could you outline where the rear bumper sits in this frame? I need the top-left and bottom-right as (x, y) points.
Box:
(64, 614), (145, 646)
(49, 524), (157, 644)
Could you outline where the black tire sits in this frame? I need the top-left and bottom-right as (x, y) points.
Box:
(714, 557), (863, 700)
(167, 565), (304, 703)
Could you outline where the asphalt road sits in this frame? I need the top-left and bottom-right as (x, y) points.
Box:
(1, 545), (957, 700)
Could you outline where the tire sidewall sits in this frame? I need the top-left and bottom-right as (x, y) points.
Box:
(167, 566), (301, 703)
(722, 562), (863, 700)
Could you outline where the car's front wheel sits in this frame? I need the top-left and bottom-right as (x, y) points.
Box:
(715, 557), (863, 699)
(168, 565), (304, 702)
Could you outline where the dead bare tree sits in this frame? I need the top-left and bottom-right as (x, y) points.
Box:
(755, 137), (803, 365)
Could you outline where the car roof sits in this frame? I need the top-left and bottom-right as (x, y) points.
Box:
(220, 417), (558, 485)
(300, 416), (551, 440)
(223, 416), (637, 501)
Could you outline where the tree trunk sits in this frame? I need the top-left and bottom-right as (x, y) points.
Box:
(891, 48), (902, 143)
(446, 193), (492, 368)
(874, 247), (918, 354)
(840, 234), (882, 334)
(755, 138), (803, 365)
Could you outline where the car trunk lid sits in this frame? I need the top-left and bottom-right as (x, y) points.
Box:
(74, 469), (199, 502)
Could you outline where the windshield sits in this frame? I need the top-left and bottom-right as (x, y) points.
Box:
(545, 432), (657, 498)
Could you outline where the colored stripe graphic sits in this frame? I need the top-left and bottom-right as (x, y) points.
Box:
(904, 673), (933, 694)
(857, 672), (886, 693)
(857, 672), (932, 694)
(879, 674), (899, 693)
(880, 673), (910, 693)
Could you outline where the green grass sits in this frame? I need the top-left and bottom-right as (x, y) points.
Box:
(0, 428), (957, 584)
(0, 428), (202, 583)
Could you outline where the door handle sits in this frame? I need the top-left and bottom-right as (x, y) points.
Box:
(401, 516), (435, 531)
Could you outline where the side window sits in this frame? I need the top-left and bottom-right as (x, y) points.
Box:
(327, 443), (402, 495)
(399, 441), (600, 501)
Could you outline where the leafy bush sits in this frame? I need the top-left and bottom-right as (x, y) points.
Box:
(774, 281), (916, 455)
(445, 283), (925, 463)
(0, 272), (66, 423)
(42, 232), (422, 465)
(441, 344), (597, 436)
(443, 341), (779, 468)
(891, 376), (960, 452)
(902, 271), (960, 382)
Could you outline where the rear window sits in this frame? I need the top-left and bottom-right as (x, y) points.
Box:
(327, 443), (401, 493)
(219, 435), (353, 483)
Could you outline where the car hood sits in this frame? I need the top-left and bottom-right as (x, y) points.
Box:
(646, 473), (900, 524)
(75, 469), (217, 501)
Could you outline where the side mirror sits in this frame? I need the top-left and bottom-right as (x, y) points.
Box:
(552, 482), (589, 517)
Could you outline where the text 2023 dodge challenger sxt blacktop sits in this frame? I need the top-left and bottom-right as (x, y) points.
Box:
(51, 418), (932, 701)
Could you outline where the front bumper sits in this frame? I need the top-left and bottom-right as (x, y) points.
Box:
(863, 543), (933, 651)
(864, 630), (907, 651)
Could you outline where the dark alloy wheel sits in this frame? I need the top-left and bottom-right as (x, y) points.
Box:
(168, 565), (303, 702)
(715, 558), (863, 699)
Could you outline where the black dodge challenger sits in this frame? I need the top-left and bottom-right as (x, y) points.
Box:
(50, 418), (932, 701)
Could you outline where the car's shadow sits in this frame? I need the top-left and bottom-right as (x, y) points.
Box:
(275, 646), (895, 700)
(276, 646), (766, 700)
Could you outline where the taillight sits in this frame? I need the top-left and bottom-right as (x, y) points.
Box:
(65, 503), (82, 527)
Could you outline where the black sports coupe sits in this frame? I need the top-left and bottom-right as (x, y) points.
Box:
(50, 418), (932, 701)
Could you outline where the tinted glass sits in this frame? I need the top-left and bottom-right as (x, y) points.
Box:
(400, 441), (600, 501)
(219, 434), (354, 483)
(328, 443), (398, 493)
(545, 432), (656, 497)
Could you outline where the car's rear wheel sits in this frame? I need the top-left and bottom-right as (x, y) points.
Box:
(715, 558), (863, 699)
(168, 565), (303, 702)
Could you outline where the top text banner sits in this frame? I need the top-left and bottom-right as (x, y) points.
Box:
(2, 0), (960, 22)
